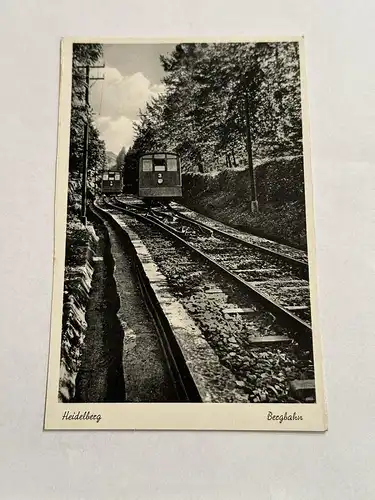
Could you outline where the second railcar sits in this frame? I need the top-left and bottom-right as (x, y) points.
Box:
(138, 152), (182, 201)
(101, 170), (123, 194)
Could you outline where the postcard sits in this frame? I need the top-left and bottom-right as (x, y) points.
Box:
(44, 37), (327, 431)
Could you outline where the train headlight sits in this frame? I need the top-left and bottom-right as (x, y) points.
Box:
(157, 178), (163, 184)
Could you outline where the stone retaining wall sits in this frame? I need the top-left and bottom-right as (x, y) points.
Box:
(59, 224), (98, 402)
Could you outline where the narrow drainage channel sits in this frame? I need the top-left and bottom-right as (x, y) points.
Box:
(78, 206), (180, 403)
(74, 213), (125, 403)
(103, 215), (180, 402)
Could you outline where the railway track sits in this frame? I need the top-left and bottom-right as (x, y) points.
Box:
(115, 196), (308, 268)
(99, 196), (315, 403)
(167, 203), (309, 270)
(111, 196), (312, 347)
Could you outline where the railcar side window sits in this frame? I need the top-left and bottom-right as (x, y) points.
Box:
(142, 159), (153, 172)
(103, 174), (108, 180)
(167, 158), (178, 171)
(115, 173), (120, 180)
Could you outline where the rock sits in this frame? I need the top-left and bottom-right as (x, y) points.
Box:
(235, 380), (246, 388)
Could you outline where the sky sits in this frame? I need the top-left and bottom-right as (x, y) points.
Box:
(89, 43), (176, 155)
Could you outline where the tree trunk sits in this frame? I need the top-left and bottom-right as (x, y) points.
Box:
(243, 87), (259, 213)
(275, 44), (284, 117)
(197, 149), (204, 173)
(231, 150), (237, 168)
(226, 152), (232, 169)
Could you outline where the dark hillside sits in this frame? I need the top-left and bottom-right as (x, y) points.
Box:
(182, 156), (307, 249)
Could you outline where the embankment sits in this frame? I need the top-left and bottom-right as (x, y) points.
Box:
(182, 156), (307, 249)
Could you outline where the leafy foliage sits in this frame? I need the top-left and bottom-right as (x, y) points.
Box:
(127, 42), (303, 174)
(182, 158), (307, 249)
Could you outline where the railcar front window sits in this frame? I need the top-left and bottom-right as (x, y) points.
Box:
(115, 174), (120, 180)
(142, 159), (153, 172)
(103, 174), (108, 180)
(167, 159), (178, 171)
(154, 158), (166, 172)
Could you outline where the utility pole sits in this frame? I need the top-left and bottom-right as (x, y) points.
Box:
(81, 65), (90, 226)
(243, 86), (259, 213)
(77, 64), (104, 225)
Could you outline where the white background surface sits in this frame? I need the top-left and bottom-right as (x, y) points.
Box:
(1, 1), (374, 498)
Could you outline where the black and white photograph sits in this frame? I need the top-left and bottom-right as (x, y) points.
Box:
(45, 38), (326, 430)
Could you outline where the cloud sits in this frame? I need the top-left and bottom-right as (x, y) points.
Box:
(90, 66), (166, 153)
(96, 115), (134, 154)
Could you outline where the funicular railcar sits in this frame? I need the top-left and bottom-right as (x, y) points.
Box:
(138, 152), (182, 201)
(101, 170), (123, 194)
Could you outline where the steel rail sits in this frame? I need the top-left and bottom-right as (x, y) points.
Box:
(106, 197), (313, 350)
(114, 196), (309, 278)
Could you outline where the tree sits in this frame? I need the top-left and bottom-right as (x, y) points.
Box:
(87, 124), (106, 197)
(131, 42), (303, 209)
(68, 43), (105, 213)
(116, 146), (127, 170)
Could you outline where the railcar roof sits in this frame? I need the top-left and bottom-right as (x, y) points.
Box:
(139, 151), (179, 157)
